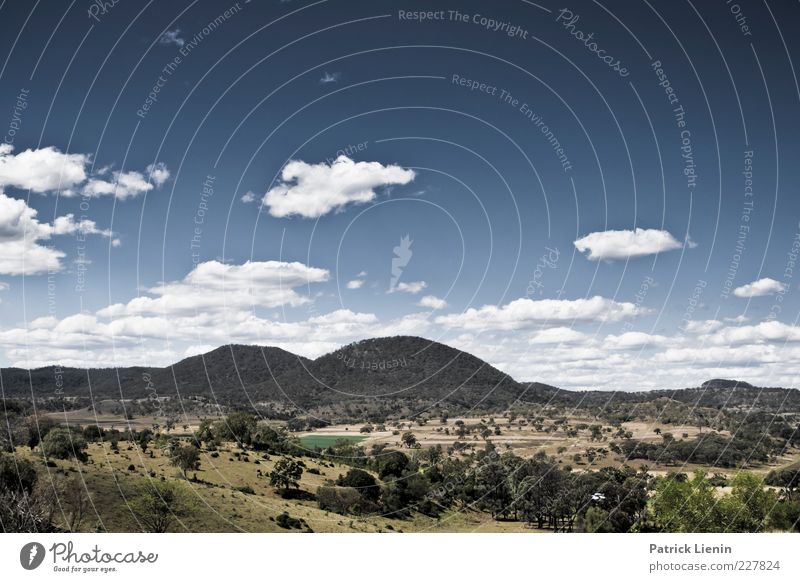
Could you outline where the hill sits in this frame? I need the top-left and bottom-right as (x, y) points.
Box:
(1, 336), (797, 414)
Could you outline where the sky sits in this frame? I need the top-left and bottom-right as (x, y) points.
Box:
(0, 0), (799, 391)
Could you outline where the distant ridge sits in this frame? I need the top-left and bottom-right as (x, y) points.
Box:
(0, 336), (796, 412)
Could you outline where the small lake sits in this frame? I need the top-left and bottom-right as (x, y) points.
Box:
(298, 434), (367, 449)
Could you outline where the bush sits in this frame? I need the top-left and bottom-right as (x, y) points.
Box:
(275, 511), (306, 529)
(41, 428), (88, 462)
(335, 468), (380, 501)
(317, 486), (379, 515)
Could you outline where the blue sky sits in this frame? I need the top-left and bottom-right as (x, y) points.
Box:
(1, 0), (799, 390)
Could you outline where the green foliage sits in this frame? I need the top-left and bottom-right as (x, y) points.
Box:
(652, 471), (778, 532)
(128, 479), (192, 533)
(214, 413), (258, 446)
(335, 468), (380, 501)
(41, 427), (88, 462)
(269, 458), (303, 490)
(169, 443), (201, 475)
(374, 450), (409, 479)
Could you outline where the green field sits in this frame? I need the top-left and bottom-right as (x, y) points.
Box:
(298, 434), (367, 449)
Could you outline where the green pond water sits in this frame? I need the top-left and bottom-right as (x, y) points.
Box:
(298, 434), (367, 449)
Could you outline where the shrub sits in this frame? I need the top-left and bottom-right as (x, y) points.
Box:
(317, 486), (379, 515)
(41, 428), (88, 462)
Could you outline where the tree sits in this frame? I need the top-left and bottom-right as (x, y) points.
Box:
(336, 468), (380, 501)
(719, 472), (777, 532)
(582, 506), (613, 532)
(375, 451), (409, 479)
(652, 471), (720, 532)
(475, 461), (511, 519)
(129, 479), (192, 533)
(269, 458), (303, 491)
(26, 417), (59, 449)
(41, 428), (88, 462)
(401, 431), (418, 448)
(60, 476), (90, 531)
(170, 443), (201, 477)
(215, 412), (258, 446)
(0, 453), (56, 533)
(136, 429), (153, 453)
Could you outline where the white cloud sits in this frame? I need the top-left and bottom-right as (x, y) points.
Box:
(417, 295), (447, 309)
(435, 296), (646, 331)
(159, 29), (184, 47)
(0, 191), (112, 275)
(240, 191), (257, 203)
(98, 260), (329, 317)
(733, 277), (786, 298)
(263, 156), (415, 218)
(0, 145), (169, 199)
(574, 228), (687, 261)
(82, 166), (168, 200)
(320, 72), (340, 84)
(393, 280), (427, 294)
(527, 327), (589, 344)
(146, 162), (170, 186)
(683, 319), (723, 334)
(346, 279), (364, 289)
(705, 321), (800, 345)
(605, 331), (669, 349)
(0, 144), (88, 192)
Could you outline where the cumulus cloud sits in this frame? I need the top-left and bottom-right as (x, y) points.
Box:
(82, 164), (170, 200)
(435, 296), (645, 331)
(392, 280), (427, 294)
(605, 331), (669, 349)
(683, 319), (723, 334)
(527, 327), (589, 344)
(733, 277), (786, 298)
(0, 144), (88, 192)
(346, 279), (364, 289)
(240, 191), (257, 203)
(0, 191), (113, 275)
(574, 228), (688, 261)
(705, 321), (800, 345)
(417, 295), (448, 309)
(98, 260), (329, 318)
(0, 144), (169, 199)
(263, 156), (415, 218)
(146, 162), (170, 186)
